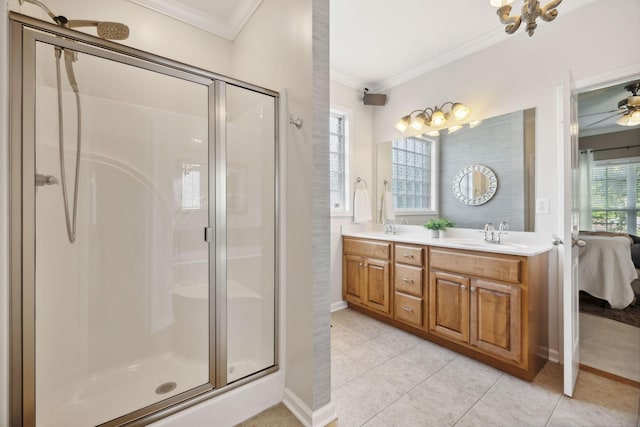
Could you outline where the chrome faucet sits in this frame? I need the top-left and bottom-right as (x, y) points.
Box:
(383, 220), (398, 235)
(483, 221), (509, 244)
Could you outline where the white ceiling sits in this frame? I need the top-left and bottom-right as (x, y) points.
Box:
(127, 0), (262, 40)
(330, 0), (599, 91)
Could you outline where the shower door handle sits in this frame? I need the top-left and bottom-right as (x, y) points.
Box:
(35, 174), (59, 186)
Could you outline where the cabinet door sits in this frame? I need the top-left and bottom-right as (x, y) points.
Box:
(343, 255), (364, 305)
(470, 278), (521, 362)
(429, 271), (469, 344)
(364, 259), (391, 314)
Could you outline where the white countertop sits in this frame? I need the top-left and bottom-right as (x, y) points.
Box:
(342, 225), (554, 257)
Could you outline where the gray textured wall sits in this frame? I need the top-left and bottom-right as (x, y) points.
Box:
(312, 0), (331, 411)
(440, 110), (526, 231)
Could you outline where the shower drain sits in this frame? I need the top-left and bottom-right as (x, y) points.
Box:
(155, 382), (177, 395)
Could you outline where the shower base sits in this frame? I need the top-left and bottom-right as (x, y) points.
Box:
(38, 352), (208, 427)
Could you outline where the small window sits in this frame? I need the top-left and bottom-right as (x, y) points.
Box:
(391, 137), (435, 211)
(591, 160), (640, 234)
(330, 111), (349, 212)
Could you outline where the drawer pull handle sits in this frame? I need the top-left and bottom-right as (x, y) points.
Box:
(461, 285), (466, 290)
(401, 306), (413, 312)
(470, 286), (476, 292)
(403, 254), (415, 258)
(402, 278), (414, 283)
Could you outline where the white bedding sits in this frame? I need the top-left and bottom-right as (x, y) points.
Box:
(578, 235), (637, 309)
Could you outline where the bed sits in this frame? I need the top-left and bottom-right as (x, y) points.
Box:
(578, 233), (637, 309)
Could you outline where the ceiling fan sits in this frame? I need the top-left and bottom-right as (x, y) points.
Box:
(584, 81), (640, 128)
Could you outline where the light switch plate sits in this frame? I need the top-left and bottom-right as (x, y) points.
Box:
(536, 198), (550, 214)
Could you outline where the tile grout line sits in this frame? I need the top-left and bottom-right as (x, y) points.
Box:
(543, 391), (564, 427)
(451, 372), (504, 426)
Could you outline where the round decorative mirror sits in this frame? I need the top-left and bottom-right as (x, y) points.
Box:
(453, 165), (498, 206)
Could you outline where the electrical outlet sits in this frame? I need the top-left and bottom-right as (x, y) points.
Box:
(536, 198), (549, 214)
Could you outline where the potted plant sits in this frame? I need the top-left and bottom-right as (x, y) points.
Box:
(424, 217), (455, 238)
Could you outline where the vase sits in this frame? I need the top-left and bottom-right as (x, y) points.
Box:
(431, 230), (440, 238)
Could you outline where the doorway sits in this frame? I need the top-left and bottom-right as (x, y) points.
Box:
(573, 77), (640, 384)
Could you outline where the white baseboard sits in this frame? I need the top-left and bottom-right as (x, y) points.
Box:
(283, 388), (337, 427)
(330, 301), (347, 312)
(548, 348), (560, 363)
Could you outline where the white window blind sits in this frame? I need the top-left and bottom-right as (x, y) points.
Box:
(330, 113), (347, 211)
(392, 137), (432, 210)
(591, 161), (640, 234)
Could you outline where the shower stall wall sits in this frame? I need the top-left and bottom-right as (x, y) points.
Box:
(10, 14), (278, 427)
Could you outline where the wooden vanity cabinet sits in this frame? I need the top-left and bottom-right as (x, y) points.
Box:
(393, 243), (426, 329)
(342, 236), (548, 381)
(343, 238), (392, 315)
(429, 247), (547, 379)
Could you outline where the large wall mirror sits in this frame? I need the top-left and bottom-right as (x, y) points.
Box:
(376, 108), (535, 231)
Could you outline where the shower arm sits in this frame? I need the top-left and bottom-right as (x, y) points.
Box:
(66, 20), (103, 30)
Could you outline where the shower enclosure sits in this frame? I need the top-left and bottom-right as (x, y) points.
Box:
(10, 14), (278, 426)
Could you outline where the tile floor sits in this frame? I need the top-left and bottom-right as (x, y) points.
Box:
(580, 312), (640, 382)
(242, 308), (640, 427)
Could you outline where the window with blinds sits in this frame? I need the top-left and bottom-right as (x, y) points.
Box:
(591, 161), (640, 234)
(391, 137), (433, 210)
(330, 112), (348, 211)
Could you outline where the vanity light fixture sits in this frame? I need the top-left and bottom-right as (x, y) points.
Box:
(395, 102), (471, 133)
(490, 0), (562, 37)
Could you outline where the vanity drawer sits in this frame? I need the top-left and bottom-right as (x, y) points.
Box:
(395, 244), (424, 266)
(394, 293), (423, 328)
(344, 238), (391, 260)
(430, 248), (521, 284)
(394, 264), (423, 297)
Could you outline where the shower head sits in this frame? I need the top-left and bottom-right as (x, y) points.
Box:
(68, 20), (130, 40)
(18, 0), (130, 40)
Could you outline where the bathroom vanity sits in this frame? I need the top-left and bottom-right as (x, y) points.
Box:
(342, 230), (552, 381)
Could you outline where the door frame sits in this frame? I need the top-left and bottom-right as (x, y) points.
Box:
(558, 63), (640, 396)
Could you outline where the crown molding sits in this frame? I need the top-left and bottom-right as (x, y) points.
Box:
(329, 70), (372, 92)
(127, 0), (262, 40)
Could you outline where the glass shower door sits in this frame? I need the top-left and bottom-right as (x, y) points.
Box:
(33, 39), (212, 426)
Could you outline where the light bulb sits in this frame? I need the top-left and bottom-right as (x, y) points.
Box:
(490, 0), (514, 7)
(616, 113), (640, 127)
(411, 112), (428, 130)
(452, 103), (470, 121)
(431, 110), (446, 128)
(395, 115), (411, 132)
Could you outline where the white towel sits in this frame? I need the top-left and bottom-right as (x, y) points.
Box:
(353, 189), (372, 223)
(381, 191), (396, 222)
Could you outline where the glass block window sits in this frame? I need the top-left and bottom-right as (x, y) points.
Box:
(330, 112), (348, 211)
(591, 161), (640, 234)
(392, 137), (432, 210)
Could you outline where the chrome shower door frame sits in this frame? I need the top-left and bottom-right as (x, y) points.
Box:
(9, 13), (280, 427)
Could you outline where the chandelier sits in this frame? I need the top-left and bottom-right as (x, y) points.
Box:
(490, 0), (562, 37)
(395, 102), (471, 135)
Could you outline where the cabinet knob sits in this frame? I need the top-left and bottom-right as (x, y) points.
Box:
(402, 278), (414, 283)
(461, 285), (466, 290)
(359, 263), (364, 267)
(401, 306), (413, 312)
(403, 254), (414, 258)
(470, 286), (476, 292)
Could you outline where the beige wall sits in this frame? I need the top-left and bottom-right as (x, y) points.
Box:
(580, 128), (640, 161)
